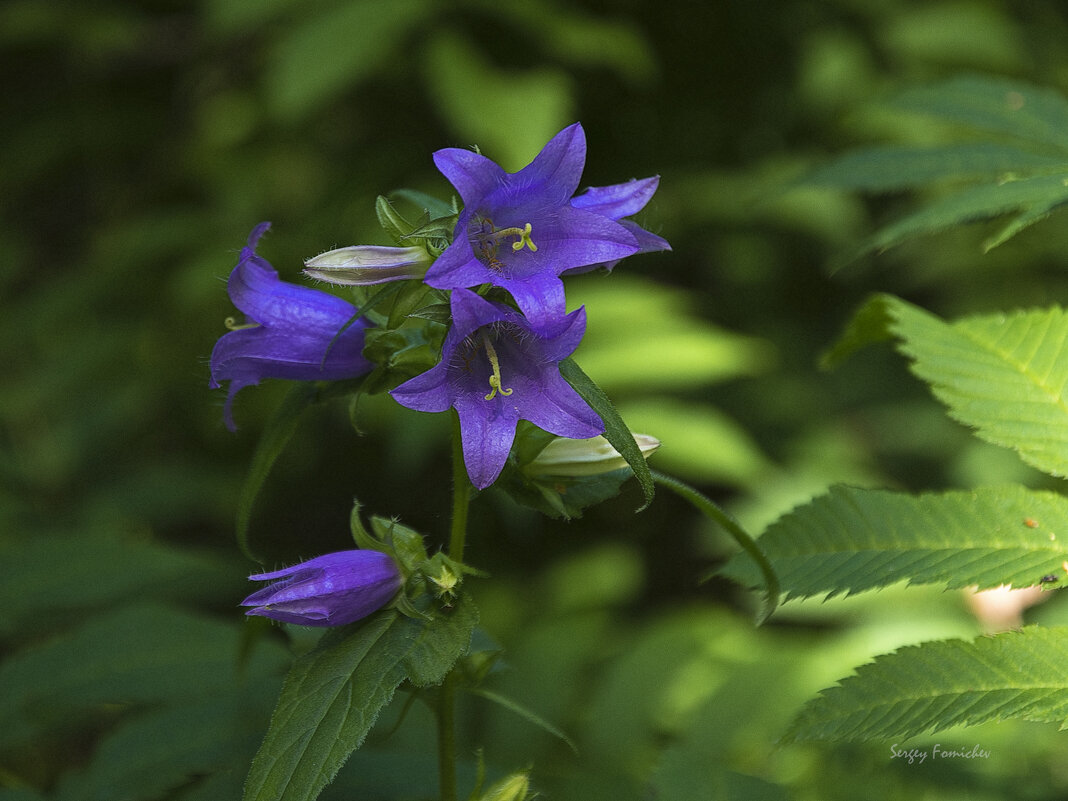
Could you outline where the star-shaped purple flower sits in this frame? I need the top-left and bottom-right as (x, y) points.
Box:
(390, 288), (604, 489)
(210, 222), (374, 430)
(426, 123), (661, 324)
(241, 549), (401, 627)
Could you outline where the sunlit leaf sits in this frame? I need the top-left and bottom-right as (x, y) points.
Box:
(784, 626), (1068, 742)
(723, 484), (1068, 600)
(827, 294), (1068, 477)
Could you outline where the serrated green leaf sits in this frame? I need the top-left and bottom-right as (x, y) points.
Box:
(806, 143), (1068, 192)
(236, 383), (318, 562)
(0, 604), (289, 751)
(890, 75), (1068, 153)
(784, 626), (1068, 742)
(891, 297), (1068, 476)
(56, 684), (278, 801)
(723, 485), (1068, 600)
(865, 172), (1068, 254)
(0, 535), (229, 639)
(559, 358), (654, 511)
(375, 195), (416, 245)
(243, 597), (477, 801)
(831, 295), (1068, 476)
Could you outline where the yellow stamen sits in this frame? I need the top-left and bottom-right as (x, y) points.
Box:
(482, 222), (538, 254)
(481, 331), (514, 400)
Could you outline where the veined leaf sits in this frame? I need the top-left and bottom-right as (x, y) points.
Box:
(890, 75), (1068, 153)
(804, 75), (1068, 253)
(784, 626), (1068, 742)
(827, 294), (1068, 477)
(806, 143), (1068, 192)
(722, 484), (1068, 600)
(863, 172), (1068, 255)
(243, 597), (477, 801)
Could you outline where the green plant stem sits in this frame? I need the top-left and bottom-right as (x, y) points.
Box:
(439, 412), (471, 801)
(651, 469), (780, 623)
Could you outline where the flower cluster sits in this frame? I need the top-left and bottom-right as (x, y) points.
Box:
(210, 124), (667, 488)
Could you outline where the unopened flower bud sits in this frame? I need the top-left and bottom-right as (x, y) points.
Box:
(526, 433), (660, 477)
(240, 549), (401, 627)
(304, 245), (431, 285)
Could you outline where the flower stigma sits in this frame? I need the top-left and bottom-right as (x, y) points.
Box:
(480, 330), (514, 401)
(224, 316), (259, 331)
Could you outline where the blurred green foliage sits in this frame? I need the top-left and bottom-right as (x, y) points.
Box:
(7, 0), (1068, 799)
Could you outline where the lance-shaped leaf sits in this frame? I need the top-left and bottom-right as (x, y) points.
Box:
(826, 294), (1068, 478)
(722, 484), (1068, 600)
(783, 626), (1068, 742)
(243, 597), (477, 801)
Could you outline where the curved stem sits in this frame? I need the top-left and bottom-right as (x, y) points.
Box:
(439, 411), (471, 801)
(651, 470), (780, 623)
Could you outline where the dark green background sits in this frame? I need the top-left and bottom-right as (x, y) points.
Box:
(6, 2), (1068, 799)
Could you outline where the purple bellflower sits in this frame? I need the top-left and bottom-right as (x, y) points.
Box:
(241, 549), (402, 627)
(426, 123), (659, 324)
(210, 222), (374, 430)
(390, 288), (604, 489)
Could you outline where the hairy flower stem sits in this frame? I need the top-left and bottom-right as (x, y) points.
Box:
(650, 470), (780, 623)
(439, 412), (471, 801)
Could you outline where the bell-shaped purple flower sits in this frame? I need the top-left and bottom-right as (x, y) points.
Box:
(240, 549), (402, 627)
(210, 222), (374, 430)
(426, 123), (650, 324)
(390, 288), (604, 489)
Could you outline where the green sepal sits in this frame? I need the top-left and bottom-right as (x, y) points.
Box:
(375, 195), (417, 245)
(361, 325), (445, 394)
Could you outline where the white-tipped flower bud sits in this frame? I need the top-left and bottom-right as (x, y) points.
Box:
(304, 245), (431, 285)
(526, 433), (660, 477)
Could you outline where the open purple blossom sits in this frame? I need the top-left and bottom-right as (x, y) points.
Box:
(210, 222), (374, 430)
(241, 549), (401, 627)
(566, 176), (671, 274)
(390, 288), (604, 489)
(425, 123), (655, 324)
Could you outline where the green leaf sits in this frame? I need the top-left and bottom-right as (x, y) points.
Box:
(236, 383), (318, 562)
(806, 143), (1068, 192)
(0, 604), (289, 751)
(243, 597), (477, 801)
(265, 0), (431, 121)
(0, 534), (230, 639)
(389, 188), (457, 220)
(863, 172), (1068, 254)
(784, 626), (1068, 742)
(890, 75), (1068, 153)
(559, 358), (654, 511)
(723, 484), (1068, 600)
(831, 294), (1068, 477)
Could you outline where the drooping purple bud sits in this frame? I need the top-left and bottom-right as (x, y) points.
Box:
(240, 549), (402, 627)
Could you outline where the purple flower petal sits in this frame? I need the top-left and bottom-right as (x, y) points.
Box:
(209, 223), (374, 430)
(426, 123), (667, 315)
(240, 549), (401, 627)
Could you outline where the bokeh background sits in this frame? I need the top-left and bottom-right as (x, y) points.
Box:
(8, 1), (1068, 799)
